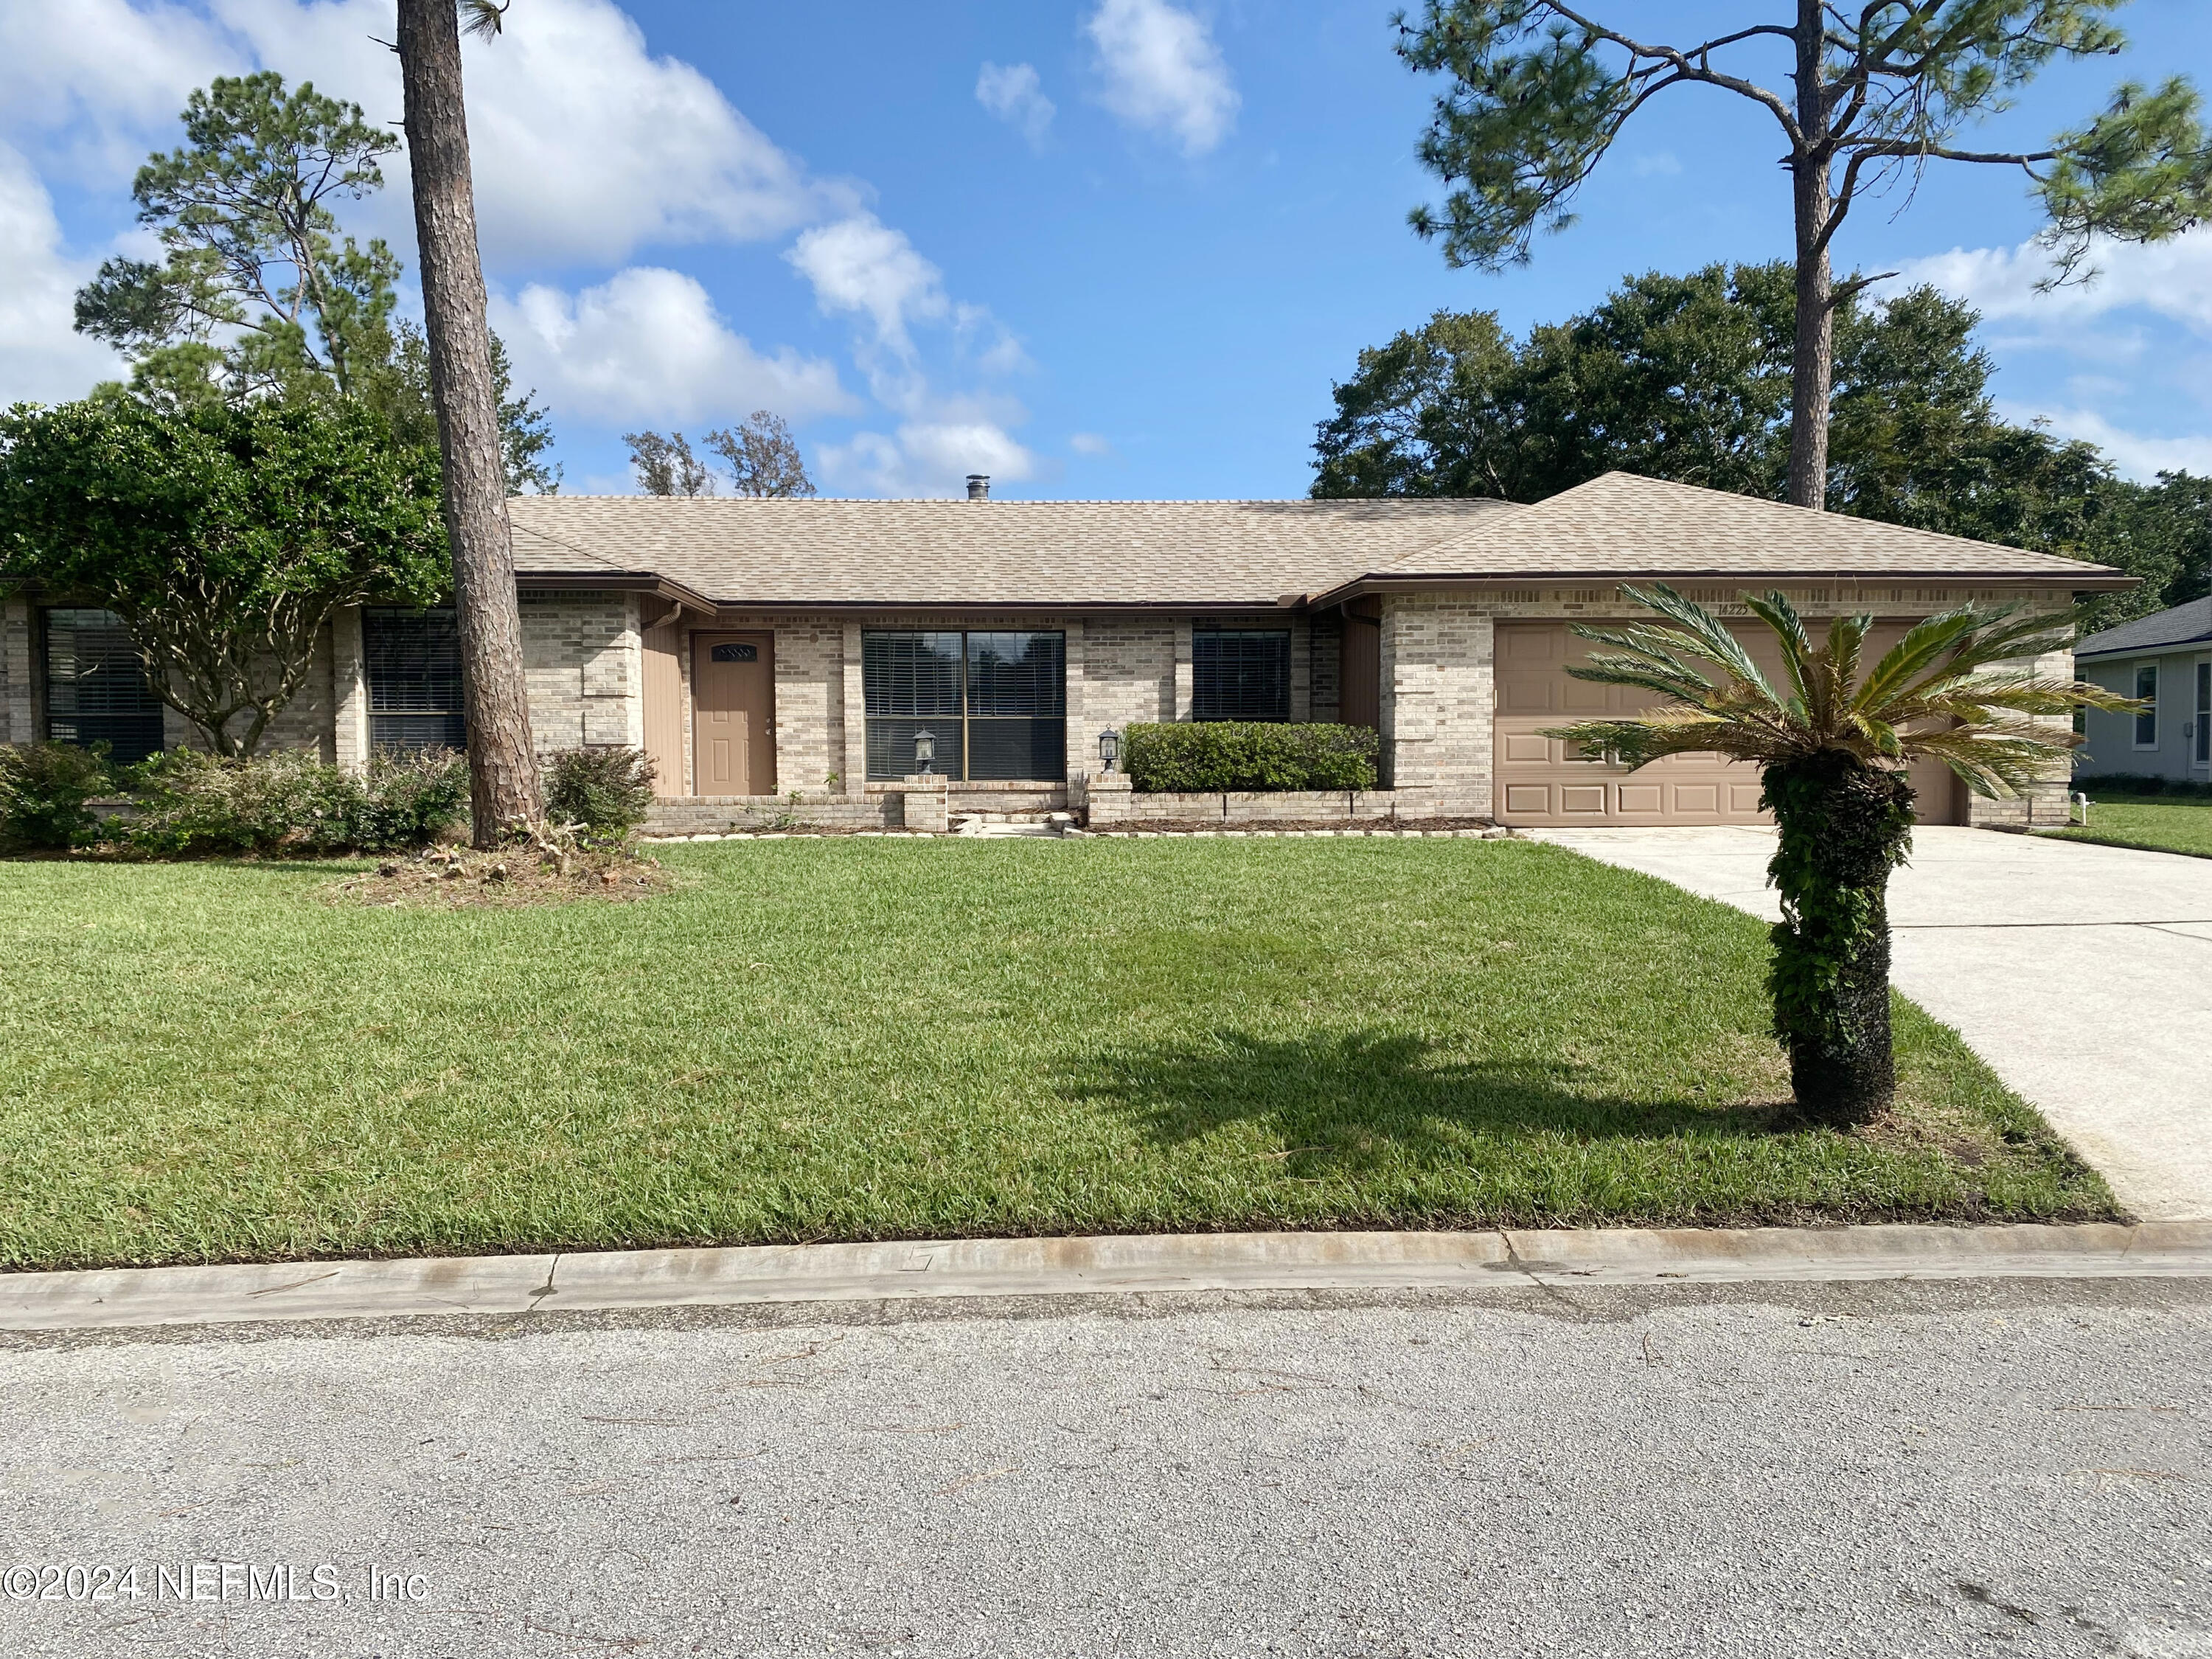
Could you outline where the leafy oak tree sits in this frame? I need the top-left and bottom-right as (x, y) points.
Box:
(1312, 260), (2197, 627)
(706, 411), (817, 497)
(0, 398), (448, 757)
(1394, 2), (2212, 509)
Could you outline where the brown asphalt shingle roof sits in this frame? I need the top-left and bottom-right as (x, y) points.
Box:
(506, 472), (2129, 609)
(1358, 473), (2130, 589)
(508, 495), (1523, 608)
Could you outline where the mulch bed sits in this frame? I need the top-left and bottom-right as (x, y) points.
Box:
(325, 844), (675, 909)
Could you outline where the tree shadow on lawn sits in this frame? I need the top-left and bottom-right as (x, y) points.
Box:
(1062, 1027), (1796, 1179)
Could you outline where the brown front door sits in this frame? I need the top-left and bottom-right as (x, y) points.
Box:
(694, 633), (775, 796)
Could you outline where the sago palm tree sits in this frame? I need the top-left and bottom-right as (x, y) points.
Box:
(1543, 584), (2133, 1125)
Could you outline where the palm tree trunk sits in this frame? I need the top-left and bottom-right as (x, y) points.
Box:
(1762, 754), (1916, 1124)
(396, 0), (540, 846)
(1785, 0), (1834, 512)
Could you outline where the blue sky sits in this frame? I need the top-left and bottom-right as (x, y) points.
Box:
(4, 1), (2208, 497)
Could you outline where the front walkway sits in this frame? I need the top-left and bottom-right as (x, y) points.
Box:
(1528, 825), (2212, 1221)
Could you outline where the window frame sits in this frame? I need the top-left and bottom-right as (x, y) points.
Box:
(365, 606), (467, 754)
(41, 606), (165, 763)
(861, 628), (1066, 782)
(2134, 661), (2160, 751)
(2197, 659), (2210, 769)
(1192, 627), (1293, 723)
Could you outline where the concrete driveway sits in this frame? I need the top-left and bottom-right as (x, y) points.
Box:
(1528, 825), (2212, 1221)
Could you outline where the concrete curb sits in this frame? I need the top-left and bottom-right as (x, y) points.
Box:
(4, 1222), (2208, 1333)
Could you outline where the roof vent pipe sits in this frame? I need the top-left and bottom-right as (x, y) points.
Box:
(966, 474), (990, 501)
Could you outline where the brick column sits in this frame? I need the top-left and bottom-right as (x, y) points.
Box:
(1, 597), (33, 746)
(1062, 616), (1086, 784)
(841, 621), (867, 794)
(332, 605), (370, 771)
(1173, 618), (1194, 720)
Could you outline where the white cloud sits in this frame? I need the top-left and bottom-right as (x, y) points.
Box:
(0, 145), (126, 405)
(1069, 431), (1114, 457)
(1085, 0), (1237, 157)
(0, 0), (229, 181)
(0, 0), (843, 270)
(1885, 228), (2212, 335)
(818, 420), (1038, 498)
(976, 61), (1054, 149)
(785, 212), (953, 359)
(211, 0), (841, 268)
(1997, 403), (2212, 481)
(491, 267), (849, 426)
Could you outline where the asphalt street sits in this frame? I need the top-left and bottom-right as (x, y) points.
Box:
(2, 1279), (2208, 1658)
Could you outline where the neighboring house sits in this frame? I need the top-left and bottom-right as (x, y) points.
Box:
(2074, 598), (2212, 784)
(0, 473), (2130, 829)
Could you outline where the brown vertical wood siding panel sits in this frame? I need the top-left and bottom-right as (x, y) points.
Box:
(641, 620), (684, 796)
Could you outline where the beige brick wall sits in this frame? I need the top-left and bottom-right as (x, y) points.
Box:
(156, 620), (337, 758)
(1378, 594), (1494, 812)
(1, 597), (32, 746)
(522, 591), (641, 756)
(1077, 616), (1177, 773)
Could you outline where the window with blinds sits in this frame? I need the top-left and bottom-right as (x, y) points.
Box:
(366, 608), (466, 752)
(862, 630), (1065, 781)
(1193, 629), (1291, 722)
(43, 608), (164, 762)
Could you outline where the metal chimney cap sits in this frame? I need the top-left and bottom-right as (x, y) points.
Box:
(965, 474), (990, 500)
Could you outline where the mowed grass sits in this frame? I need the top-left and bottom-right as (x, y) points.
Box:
(0, 838), (2114, 1269)
(2044, 792), (2212, 859)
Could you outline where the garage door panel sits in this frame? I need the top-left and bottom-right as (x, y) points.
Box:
(1492, 618), (1964, 829)
(1503, 783), (1552, 815)
(1559, 785), (1607, 815)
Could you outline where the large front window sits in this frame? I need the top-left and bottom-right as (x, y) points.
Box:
(1193, 628), (1290, 721)
(366, 608), (465, 751)
(44, 608), (164, 762)
(863, 630), (1065, 781)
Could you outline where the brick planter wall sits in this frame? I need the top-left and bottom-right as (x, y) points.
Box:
(1074, 773), (1484, 827)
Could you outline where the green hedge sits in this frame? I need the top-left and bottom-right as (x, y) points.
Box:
(1123, 722), (1379, 793)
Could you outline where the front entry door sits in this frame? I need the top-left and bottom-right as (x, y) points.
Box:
(694, 633), (776, 796)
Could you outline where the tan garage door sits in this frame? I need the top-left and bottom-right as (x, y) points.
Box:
(1492, 620), (1962, 828)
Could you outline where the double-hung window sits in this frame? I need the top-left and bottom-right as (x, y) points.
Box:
(2197, 661), (2210, 768)
(366, 608), (466, 751)
(44, 608), (164, 762)
(1192, 628), (1291, 722)
(2135, 662), (2160, 750)
(863, 630), (1065, 781)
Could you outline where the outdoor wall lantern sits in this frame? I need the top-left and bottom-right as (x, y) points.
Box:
(1098, 728), (1121, 773)
(913, 728), (936, 775)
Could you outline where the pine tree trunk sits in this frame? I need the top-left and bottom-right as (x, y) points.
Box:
(1761, 754), (1916, 1126)
(396, 0), (540, 846)
(1785, 0), (1834, 512)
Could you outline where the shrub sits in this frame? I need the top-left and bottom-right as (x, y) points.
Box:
(1123, 722), (1380, 792)
(120, 747), (467, 856)
(543, 746), (657, 835)
(2074, 773), (2212, 799)
(0, 742), (114, 850)
(354, 748), (472, 849)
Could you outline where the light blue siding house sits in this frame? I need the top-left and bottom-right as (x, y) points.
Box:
(2075, 599), (2212, 782)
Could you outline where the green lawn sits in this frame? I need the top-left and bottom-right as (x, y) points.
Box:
(0, 839), (2113, 1270)
(2042, 792), (2212, 859)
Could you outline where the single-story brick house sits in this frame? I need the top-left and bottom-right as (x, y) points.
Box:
(0, 472), (2129, 830)
(2073, 597), (2212, 783)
